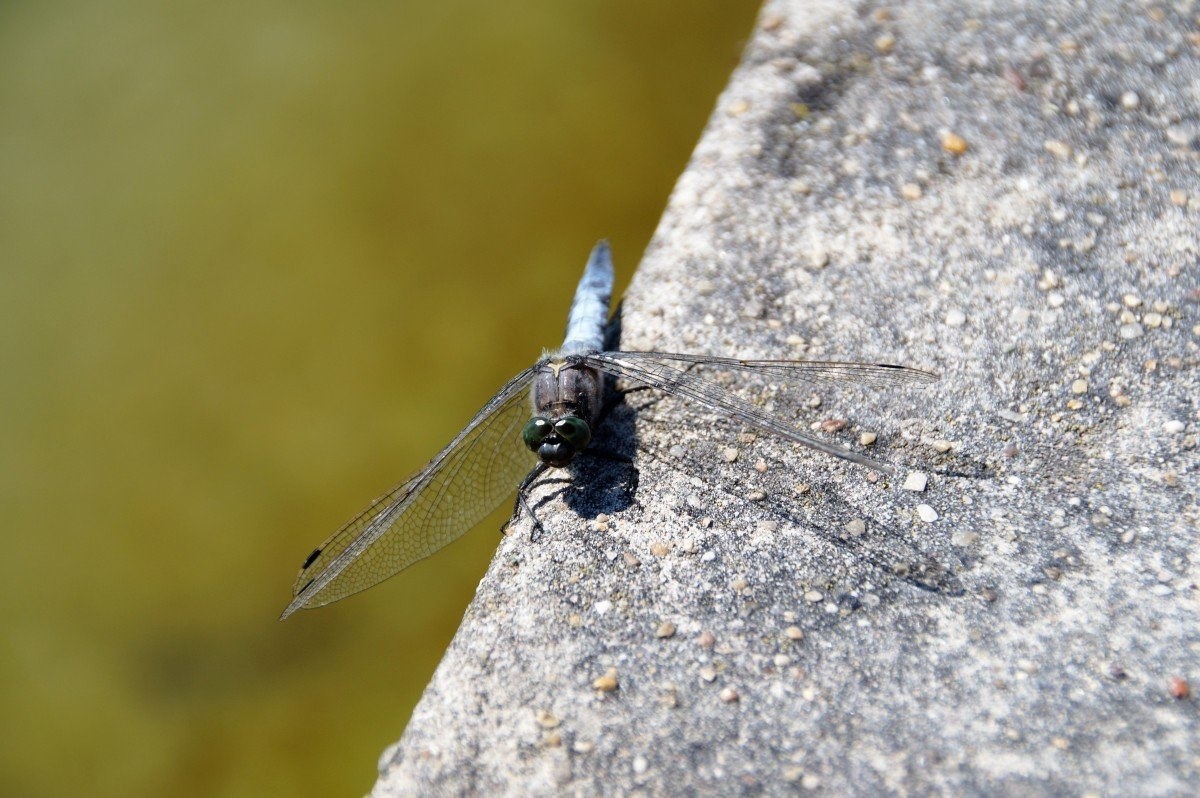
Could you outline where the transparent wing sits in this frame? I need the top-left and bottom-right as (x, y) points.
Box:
(281, 367), (539, 619)
(586, 352), (936, 474)
(603, 351), (937, 386)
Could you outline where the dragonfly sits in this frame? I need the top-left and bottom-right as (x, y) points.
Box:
(280, 241), (938, 619)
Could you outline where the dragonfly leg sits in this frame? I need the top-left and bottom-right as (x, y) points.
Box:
(507, 462), (551, 541)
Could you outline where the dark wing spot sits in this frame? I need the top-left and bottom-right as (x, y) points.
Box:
(301, 548), (322, 569)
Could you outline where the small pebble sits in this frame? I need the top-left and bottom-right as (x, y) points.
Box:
(593, 668), (619, 692)
(722, 447), (739, 463)
(930, 439), (954, 453)
(1122, 293), (1142, 308)
(594, 600), (612, 615)
(1119, 323), (1143, 339)
(656, 621), (676, 639)
(784, 625), (804, 641)
(1120, 91), (1140, 110)
(1165, 126), (1193, 146)
(860, 431), (877, 446)
(697, 630), (716, 649)
(844, 518), (867, 537)
(1143, 312), (1163, 328)
(1168, 676), (1191, 700)
(535, 710), (560, 729)
(945, 309), (967, 327)
(633, 756), (648, 774)
(804, 589), (824, 603)
(1169, 189), (1188, 206)
(699, 665), (717, 683)
(1038, 269), (1062, 290)
(1044, 139), (1073, 159)
(809, 249), (829, 269)
(903, 471), (929, 492)
(1071, 379), (1088, 394)
(917, 504), (939, 523)
(1048, 292), (1065, 308)
(720, 687), (740, 703)
(900, 182), (923, 200)
(1163, 420), (1185, 434)
(650, 542), (670, 557)
(726, 99), (750, 116)
(874, 33), (896, 54)
(941, 131), (969, 154)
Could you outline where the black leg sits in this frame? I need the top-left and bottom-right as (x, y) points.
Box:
(506, 462), (550, 542)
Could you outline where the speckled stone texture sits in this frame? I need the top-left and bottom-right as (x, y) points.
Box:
(375, 1), (1198, 795)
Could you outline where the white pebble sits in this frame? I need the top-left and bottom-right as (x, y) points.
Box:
(917, 504), (939, 523)
(1118, 323), (1143, 339)
(1163, 420), (1185, 434)
(945, 309), (966, 327)
(902, 471), (928, 492)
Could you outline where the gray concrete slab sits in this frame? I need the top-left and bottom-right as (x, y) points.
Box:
(376, 1), (1199, 794)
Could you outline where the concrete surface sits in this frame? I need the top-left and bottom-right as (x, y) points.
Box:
(375, 0), (1199, 794)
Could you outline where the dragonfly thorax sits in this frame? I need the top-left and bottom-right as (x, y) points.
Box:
(525, 356), (603, 467)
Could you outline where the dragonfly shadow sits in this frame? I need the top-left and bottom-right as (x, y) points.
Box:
(558, 383), (642, 522)
(641, 436), (968, 599)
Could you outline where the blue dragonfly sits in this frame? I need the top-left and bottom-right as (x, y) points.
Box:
(281, 242), (938, 619)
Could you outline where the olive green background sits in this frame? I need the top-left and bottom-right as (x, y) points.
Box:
(0, 2), (759, 796)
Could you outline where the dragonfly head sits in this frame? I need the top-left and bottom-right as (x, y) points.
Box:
(522, 415), (592, 468)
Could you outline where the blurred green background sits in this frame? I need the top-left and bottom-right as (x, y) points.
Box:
(0, 2), (759, 796)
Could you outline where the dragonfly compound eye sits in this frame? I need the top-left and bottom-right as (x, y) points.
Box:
(522, 417), (553, 452)
(553, 416), (592, 451)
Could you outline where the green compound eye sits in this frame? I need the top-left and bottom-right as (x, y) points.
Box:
(522, 417), (553, 452)
(553, 416), (591, 451)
